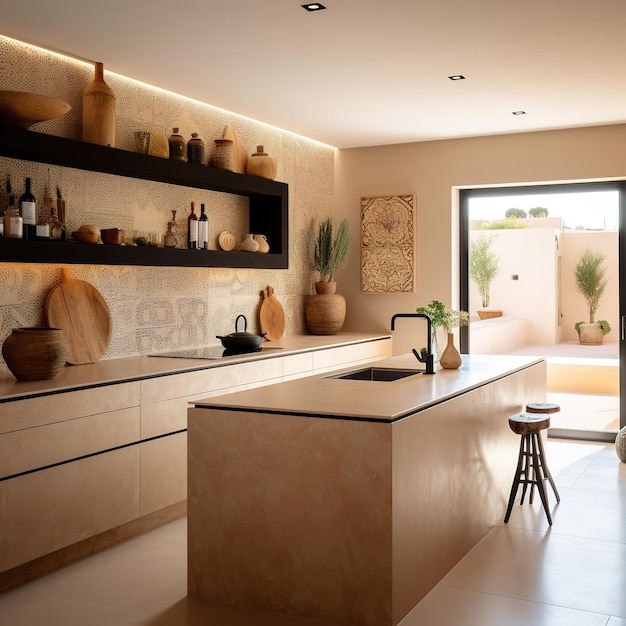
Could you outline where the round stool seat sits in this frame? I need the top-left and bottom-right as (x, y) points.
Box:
(508, 412), (550, 435)
(526, 402), (560, 414)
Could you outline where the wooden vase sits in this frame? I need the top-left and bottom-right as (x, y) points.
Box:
(2, 327), (69, 381)
(305, 281), (346, 335)
(82, 62), (116, 147)
(440, 332), (462, 369)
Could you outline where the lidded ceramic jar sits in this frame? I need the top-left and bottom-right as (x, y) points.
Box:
(246, 145), (277, 180)
(187, 132), (205, 165)
(168, 128), (187, 162)
(2, 327), (69, 381)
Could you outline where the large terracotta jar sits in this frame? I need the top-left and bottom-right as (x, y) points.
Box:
(2, 327), (69, 381)
(305, 281), (346, 335)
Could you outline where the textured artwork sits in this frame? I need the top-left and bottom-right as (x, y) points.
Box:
(360, 195), (415, 293)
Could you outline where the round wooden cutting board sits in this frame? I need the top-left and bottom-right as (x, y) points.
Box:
(44, 268), (112, 365)
(259, 286), (285, 341)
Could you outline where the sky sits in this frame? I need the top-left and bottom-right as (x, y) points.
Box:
(468, 190), (619, 231)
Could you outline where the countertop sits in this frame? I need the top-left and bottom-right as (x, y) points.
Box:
(0, 333), (390, 402)
(192, 353), (545, 422)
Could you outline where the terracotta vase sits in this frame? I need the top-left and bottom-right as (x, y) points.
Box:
(2, 327), (69, 381)
(440, 332), (462, 369)
(305, 281), (346, 335)
(82, 62), (116, 147)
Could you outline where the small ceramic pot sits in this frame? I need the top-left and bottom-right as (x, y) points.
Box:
(253, 234), (270, 253)
(239, 234), (260, 252)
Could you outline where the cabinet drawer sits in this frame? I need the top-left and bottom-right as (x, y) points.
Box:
(140, 359), (284, 404)
(0, 446), (140, 573)
(0, 407), (140, 479)
(0, 381), (140, 433)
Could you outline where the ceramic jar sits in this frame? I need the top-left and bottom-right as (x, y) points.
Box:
(211, 138), (234, 171)
(305, 281), (346, 335)
(253, 234), (270, 253)
(440, 332), (462, 369)
(187, 132), (205, 165)
(2, 327), (69, 381)
(239, 234), (260, 252)
(246, 145), (278, 180)
(168, 128), (187, 162)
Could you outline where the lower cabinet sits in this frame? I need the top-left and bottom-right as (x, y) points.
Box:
(0, 337), (391, 579)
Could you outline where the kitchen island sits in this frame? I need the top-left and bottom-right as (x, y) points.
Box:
(188, 353), (546, 626)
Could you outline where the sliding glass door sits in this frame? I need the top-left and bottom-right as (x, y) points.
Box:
(459, 181), (625, 441)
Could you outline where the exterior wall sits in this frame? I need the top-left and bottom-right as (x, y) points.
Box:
(334, 125), (626, 355)
(0, 36), (335, 371)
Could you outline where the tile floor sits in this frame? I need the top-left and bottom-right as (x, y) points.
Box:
(0, 440), (624, 626)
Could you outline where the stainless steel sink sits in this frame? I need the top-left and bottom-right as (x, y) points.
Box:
(328, 367), (422, 382)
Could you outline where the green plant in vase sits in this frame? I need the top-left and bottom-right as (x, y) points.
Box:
(416, 299), (469, 366)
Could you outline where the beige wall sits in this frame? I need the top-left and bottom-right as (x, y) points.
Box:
(0, 36), (335, 370)
(334, 125), (626, 354)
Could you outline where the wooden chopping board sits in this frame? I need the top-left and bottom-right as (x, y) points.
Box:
(223, 125), (248, 174)
(259, 286), (285, 341)
(44, 268), (112, 365)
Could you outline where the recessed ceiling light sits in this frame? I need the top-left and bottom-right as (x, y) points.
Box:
(302, 3), (326, 10)
(512, 110), (526, 115)
(448, 75), (465, 81)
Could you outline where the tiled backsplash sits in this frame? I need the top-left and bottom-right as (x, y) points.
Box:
(0, 36), (334, 368)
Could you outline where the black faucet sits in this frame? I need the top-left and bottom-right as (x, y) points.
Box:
(390, 313), (435, 374)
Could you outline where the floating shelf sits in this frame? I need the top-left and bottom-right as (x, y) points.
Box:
(0, 126), (289, 268)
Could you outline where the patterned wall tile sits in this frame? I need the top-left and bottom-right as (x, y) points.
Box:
(0, 36), (333, 374)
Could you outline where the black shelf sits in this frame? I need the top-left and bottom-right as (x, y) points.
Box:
(0, 126), (289, 268)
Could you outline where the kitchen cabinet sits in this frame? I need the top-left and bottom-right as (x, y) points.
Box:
(0, 334), (391, 585)
(0, 126), (288, 268)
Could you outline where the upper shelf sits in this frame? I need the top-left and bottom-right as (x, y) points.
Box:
(0, 126), (289, 269)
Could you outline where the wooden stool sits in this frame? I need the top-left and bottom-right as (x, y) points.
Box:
(504, 411), (560, 525)
(526, 402), (560, 415)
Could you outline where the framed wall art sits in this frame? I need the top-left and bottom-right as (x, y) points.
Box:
(360, 194), (415, 293)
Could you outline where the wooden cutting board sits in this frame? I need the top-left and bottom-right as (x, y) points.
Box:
(259, 286), (285, 341)
(44, 268), (112, 365)
(223, 125), (248, 174)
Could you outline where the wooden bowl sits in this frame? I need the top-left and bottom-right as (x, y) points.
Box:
(72, 231), (100, 244)
(101, 228), (124, 245)
(0, 90), (71, 129)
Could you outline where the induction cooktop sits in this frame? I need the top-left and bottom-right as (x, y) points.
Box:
(149, 344), (282, 360)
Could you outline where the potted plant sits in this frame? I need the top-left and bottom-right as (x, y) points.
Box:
(470, 233), (501, 319)
(416, 299), (469, 367)
(573, 248), (611, 345)
(305, 217), (350, 335)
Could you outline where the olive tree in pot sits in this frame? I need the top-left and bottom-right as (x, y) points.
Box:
(470, 233), (501, 319)
(573, 248), (611, 344)
(305, 217), (350, 335)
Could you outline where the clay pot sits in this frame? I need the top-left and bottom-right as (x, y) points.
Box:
(253, 234), (270, 253)
(246, 145), (277, 180)
(305, 281), (346, 335)
(2, 327), (69, 381)
(577, 322), (605, 345)
(239, 234), (259, 252)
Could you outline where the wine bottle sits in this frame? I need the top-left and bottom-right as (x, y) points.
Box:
(198, 203), (208, 250)
(188, 201), (199, 249)
(19, 177), (36, 240)
(4, 194), (22, 239)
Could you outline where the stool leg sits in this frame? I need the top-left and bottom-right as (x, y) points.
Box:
(536, 433), (560, 502)
(519, 435), (531, 505)
(530, 433), (553, 525)
(504, 436), (526, 523)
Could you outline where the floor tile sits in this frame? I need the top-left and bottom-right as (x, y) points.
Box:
(441, 526), (626, 618)
(401, 586), (610, 626)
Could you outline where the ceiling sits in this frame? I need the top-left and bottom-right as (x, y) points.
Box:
(3, 0), (626, 148)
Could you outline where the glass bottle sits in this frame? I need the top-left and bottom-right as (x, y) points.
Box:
(198, 203), (208, 250)
(47, 205), (64, 240)
(187, 133), (205, 165)
(4, 195), (22, 239)
(168, 128), (187, 162)
(187, 202), (198, 249)
(164, 209), (178, 248)
(19, 177), (36, 240)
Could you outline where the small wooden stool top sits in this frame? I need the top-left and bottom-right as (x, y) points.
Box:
(508, 412), (551, 435)
(526, 402), (560, 414)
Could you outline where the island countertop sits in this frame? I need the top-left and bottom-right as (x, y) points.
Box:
(192, 353), (544, 422)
